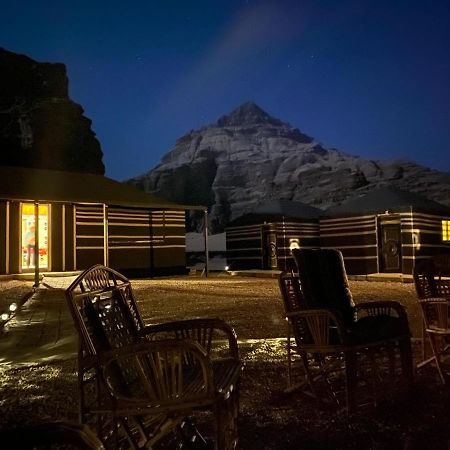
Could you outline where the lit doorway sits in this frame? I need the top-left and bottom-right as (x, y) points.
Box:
(20, 203), (49, 271)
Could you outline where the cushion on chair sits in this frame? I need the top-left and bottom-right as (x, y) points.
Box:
(349, 315), (405, 344)
(291, 248), (356, 326)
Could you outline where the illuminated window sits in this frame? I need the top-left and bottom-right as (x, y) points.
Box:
(20, 203), (49, 271)
(443, 220), (450, 242)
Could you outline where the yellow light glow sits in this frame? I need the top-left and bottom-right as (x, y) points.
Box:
(20, 203), (49, 270)
(289, 239), (300, 251)
(443, 220), (450, 242)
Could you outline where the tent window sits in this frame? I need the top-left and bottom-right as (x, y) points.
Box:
(442, 220), (450, 242)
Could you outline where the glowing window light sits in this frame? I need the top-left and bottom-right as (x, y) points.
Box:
(443, 221), (450, 242)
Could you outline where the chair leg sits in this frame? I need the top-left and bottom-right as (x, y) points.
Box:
(399, 337), (414, 386)
(429, 335), (449, 385)
(286, 331), (293, 389)
(214, 390), (239, 450)
(421, 319), (427, 362)
(344, 351), (357, 414)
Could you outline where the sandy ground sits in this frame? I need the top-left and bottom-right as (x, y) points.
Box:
(131, 277), (422, 340)
(0, 280), (33, 312)
(0, 276), (447, 449)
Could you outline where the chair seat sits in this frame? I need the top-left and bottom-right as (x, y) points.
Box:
(177, 359), (242, 403)
(349, 315), (406, 344)
(212, 359), (242, 395)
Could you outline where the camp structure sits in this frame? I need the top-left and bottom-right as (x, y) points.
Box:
(321, 187), (450, 275)
(226, 199), (321, 271)
(0, 165), (203, 278)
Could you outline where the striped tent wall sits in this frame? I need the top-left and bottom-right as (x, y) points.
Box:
(226, 220), (320, 270)
(75, 204), (106, 270)
(149, 210), (186, 273)
(400, 211), (450, 274)
(108, 207), (186, 275)
(107, 206), (154, 272)
(320, 215), (378, 275)
(75, 205), (186, 276)
(226, 223), (263, 270)
(272, 221), (320, 271)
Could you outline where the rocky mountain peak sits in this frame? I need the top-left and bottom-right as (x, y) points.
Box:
(216, 101), (282, 127)
(129, 103), (450, 232)
(0, 48), (105, 175)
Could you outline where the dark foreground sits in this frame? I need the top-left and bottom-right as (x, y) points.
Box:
(0, 277), (449, 449)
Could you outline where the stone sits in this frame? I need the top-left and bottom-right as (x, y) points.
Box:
(0, 48), (104, 174)
(128, 102), (450, 232)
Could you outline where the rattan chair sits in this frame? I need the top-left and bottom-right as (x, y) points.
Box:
(279, 248), (414, 412)
(65, 265), (242, 450)
(413, 255), (450, 382)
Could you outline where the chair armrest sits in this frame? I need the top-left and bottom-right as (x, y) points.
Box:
(435, 279), (450, 298)
(355, 301), (407, 320)
(286, 308), (350, 346)
(141, 318), (239, 359)
(98, 339), (217, 413)
(419, 297), (449, 331)
(354, 301), (410, 333)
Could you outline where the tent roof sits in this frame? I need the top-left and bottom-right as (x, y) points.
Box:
(252, 199), (322, 219)
(0, 165), (204, 210)
(325, 187), (450, 217)
(228, 199), (321, 226)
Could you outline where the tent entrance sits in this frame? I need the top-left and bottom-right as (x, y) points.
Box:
(263, 229), (278, 269)
(20, 203), (49, 272)
(378, 216), (401, 273)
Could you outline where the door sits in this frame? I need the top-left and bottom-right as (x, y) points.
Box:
(20, 203), (50, 272)
(379, 223), (401, 272)
(263, 231), (278, 269)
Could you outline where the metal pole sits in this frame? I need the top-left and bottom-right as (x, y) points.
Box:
(5, 201), (10, 274)
(375, 215), (380, 274)
(282, 215), (287, 271)
(103, 204), (109, 266)
(204, 209), (209, 277)
(34, 201), (40, 288)
(410, 205), (415, 275)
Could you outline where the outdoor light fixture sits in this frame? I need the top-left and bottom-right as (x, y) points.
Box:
(9, 303), (17, 312)
(1, 313), (10, 321)
(225, 265), (230, 271)
(289, 239), (300, 251)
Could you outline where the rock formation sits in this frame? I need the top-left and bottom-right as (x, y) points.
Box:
(0, 48), (104, 174)
(129, 102), (450, 232)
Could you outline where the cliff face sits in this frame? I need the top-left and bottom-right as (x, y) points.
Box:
(0, 48), (104, 174)
(129, 102), (450, 232)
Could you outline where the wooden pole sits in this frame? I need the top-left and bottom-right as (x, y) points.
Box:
(204, 209), (209, 277)
(34, 201), (40, 288)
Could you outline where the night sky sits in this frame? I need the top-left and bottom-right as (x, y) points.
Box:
(1, 0), (450, 180)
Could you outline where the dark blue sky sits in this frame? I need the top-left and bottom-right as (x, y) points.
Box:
(2, 0), (450, 180)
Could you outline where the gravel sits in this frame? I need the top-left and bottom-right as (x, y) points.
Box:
(0, 276), (448, 449)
